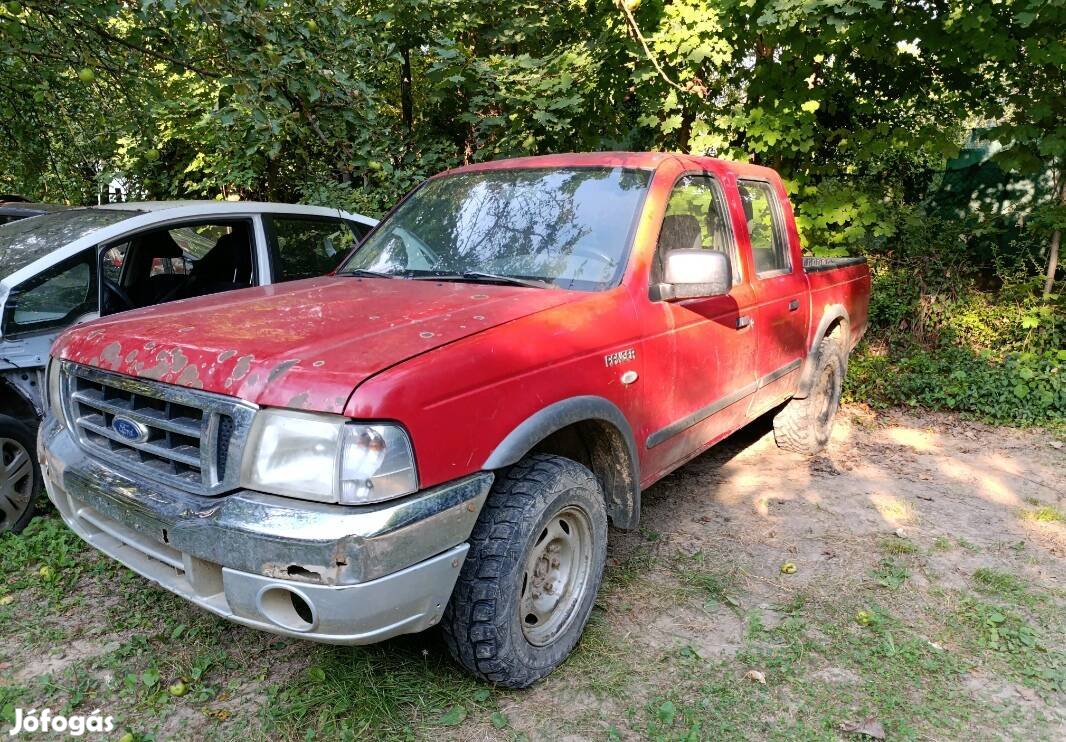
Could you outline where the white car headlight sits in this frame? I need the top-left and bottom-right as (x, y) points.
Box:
(240, 408), (417, 505)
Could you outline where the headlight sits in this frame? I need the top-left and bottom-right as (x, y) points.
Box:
(46, 359), (65, 424)
(240, 409), (417, 505)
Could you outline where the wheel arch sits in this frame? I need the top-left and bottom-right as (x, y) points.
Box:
(0, 373), (41, 423)
(482, 396), (641, 530)
(794, 306), (850, 399)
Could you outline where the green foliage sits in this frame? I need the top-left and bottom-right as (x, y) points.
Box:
(0, 1), (1060, 220)
(844, 189), (1065, 426)
(956, 598), (1066, 692)
(847, 347), (1064, 426)
(1021, 505), (1066, 524)
(264, 640), (499, 738)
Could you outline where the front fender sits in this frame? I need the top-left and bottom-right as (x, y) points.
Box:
(483, 395), (641, 529)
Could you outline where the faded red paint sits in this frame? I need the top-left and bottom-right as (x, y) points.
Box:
(54, 153), (871, 495)
(54, 277), (582, 413)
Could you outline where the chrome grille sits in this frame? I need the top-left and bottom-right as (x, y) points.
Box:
(61, 362), (256, 496)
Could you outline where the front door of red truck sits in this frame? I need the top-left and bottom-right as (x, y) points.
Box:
(639, 169), (758, 481)
(735, 178), (811, 414)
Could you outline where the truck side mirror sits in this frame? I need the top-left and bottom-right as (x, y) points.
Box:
(654, 249), (732, 301)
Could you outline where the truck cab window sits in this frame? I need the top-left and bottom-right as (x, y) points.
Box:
(738, 180), (790, 276)
(271, 217), (358, 282)
(657, 175), (741, 286)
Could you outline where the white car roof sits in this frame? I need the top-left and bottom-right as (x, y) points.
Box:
(96, 201), (371, 220)
(0, 201), (377, 292)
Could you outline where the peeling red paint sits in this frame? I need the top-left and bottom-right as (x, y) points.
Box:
(53, 276), (579, 414)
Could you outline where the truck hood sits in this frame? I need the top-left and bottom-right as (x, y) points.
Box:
(53, 276), (582, 413)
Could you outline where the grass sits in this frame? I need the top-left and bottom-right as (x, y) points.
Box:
(1021, 505), (1066, 524)
(973, 568), (1034, 603)
(879, 535), (920, 556)
(870, 558), (911, 590)
(932, 535), (953, 551)
(264, 641), (497, 739)
(637, 597), (987, 741)
(671, 551), (740, 608)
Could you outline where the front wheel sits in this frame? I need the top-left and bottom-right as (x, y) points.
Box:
(772, 336), (845, 455)
(441, 454), (608, 688)
(0, 415), (41, 535)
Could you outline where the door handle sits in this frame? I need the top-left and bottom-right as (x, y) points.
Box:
(736, 315), (752, 329)
(788, 299), (800, 311)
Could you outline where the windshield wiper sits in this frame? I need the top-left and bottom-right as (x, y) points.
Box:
(409, 272), (553, 289)
(340, 268), (400, 279)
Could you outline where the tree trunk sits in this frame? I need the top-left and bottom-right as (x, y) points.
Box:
(1045, 180), (1066, 297)
(677, 105), (693, 153)
(400, 48), (413, 131)
(1045, 227), (1061, 297)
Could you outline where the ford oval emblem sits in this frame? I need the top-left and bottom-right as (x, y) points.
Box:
(112, 415), (149, 444)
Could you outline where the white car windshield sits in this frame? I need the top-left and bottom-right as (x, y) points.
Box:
(0, 209), (140, 278)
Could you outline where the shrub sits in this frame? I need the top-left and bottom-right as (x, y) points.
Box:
(846, 346), (1064, 426)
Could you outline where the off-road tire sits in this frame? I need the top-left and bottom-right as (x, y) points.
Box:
(441, 453), (608, 688)
(773, 336), (845, 454)
(0, 415), (41, 534)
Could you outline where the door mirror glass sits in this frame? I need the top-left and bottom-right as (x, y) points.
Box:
(658, 249), (732, 300)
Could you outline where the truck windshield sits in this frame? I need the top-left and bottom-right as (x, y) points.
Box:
(0, 208), (138, 279)
(340, 167), (651, 291)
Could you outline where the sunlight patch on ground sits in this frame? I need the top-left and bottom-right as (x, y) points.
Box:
(885, 426), (940, 453)
(983, 453), (1022, 475)
(869, 493), (919, 526)
(933, 458), (1023, 509)
(977, 473), (1021, 507)
(938, 458), (1022, 507)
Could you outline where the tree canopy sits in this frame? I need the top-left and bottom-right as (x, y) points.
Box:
(0, 1), (1062, 255)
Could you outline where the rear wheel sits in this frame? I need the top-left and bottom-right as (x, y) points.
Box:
(441, 453), (608, 688)
(773, 336), (845, 455)
(0, 415), (41, 534)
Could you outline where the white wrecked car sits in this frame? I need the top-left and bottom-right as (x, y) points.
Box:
(0, 201), (376, 533)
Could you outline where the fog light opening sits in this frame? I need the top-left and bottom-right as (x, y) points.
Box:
(257, 586), (317, 632)
(291, 591), (314, 624)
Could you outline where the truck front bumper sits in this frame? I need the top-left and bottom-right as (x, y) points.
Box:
(39, 418), (492, 644)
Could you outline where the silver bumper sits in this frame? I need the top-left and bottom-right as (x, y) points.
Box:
(39, 417), (493, 644)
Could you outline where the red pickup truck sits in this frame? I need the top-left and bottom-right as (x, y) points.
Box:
(39, 152), (869, 687)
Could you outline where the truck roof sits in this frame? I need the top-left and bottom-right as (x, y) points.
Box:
(444, 151), (782, 181)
